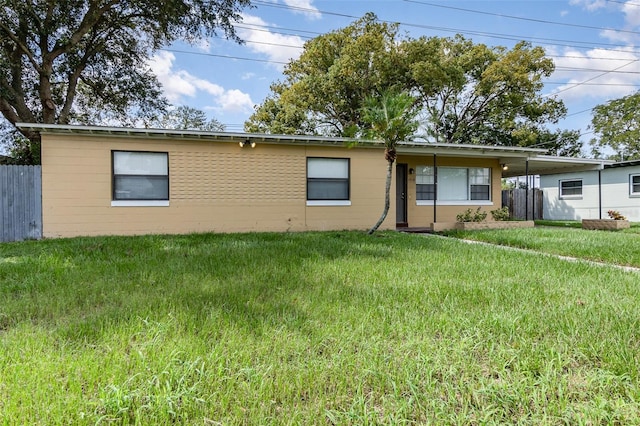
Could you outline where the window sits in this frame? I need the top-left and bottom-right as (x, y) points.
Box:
(416, 166), (491, 204)
(307, 158), (350, 205)
(559, 179), (582, 198)
(112, 151), (169, 206)
(416, 166), (435, 200)
(469, 167), (491, 200)
(631, 174), (640, 196)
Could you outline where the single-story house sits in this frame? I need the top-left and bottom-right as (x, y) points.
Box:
(539, 160), (640, 222)
(17, 123), (607, 238)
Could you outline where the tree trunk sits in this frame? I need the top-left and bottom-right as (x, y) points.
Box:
(368, 159), (394, 234)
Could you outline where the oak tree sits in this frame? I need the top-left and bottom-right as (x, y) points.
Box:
(246, 15), (568, 150)
(590, 92), (640, 161)
(0, 0), (252, 162)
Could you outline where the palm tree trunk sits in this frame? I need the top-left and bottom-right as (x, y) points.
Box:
(368, 159), (394, 234)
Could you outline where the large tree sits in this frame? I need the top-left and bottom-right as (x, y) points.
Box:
(245, 13), (406, 137)
(590, 92), (640, 161)
(246, 15), (568, 149)
(403, 36), (566, 146)
(0, 0), (251, 157)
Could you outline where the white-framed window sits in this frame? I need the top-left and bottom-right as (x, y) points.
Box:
(416, 166), (491, 204)
(631, 174), (640, 197)
(306, 157), (350, 206)
(112, 151), (169, 206)
(416, 166), (435, 200)
(559, 179), (582, 199)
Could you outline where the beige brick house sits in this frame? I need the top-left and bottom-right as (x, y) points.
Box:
(18, 124), (604, 238)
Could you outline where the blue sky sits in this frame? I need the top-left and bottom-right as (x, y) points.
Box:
(149, 0), (640, 152)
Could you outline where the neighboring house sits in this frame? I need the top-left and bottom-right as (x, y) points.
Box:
(17, 124), (605, 238)
(539, 160), (640, 222)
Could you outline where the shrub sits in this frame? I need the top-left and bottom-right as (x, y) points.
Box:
(491, 206), (510, 221)
(607, 210), (627, 220)
(456, 207), (487, 223)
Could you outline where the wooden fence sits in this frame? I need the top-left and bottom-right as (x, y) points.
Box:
(502, 188), (543, 220)
(0, 165), (42, 242)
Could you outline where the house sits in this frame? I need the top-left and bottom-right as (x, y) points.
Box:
(539, 160), (640, 222)
(17, 123), (607, 238)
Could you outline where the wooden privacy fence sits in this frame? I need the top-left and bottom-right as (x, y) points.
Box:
(0, 165), (42, 242)
(502, 188), (543, 220)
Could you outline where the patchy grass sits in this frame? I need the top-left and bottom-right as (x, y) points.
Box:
(1, 231), (640, 424)
(444, 225), (640, 268)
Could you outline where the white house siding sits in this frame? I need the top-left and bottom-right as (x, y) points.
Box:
(540, 165), (640, 222)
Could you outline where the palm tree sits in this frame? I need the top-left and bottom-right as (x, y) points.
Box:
(360, 89), (419, 234)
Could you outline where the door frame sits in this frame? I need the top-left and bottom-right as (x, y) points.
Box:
(396, 163), (408, 227)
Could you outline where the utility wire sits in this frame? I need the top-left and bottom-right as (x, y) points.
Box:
(404, 0), (640, 36)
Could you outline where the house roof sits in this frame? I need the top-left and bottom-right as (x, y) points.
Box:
(501, 155), (613, 177)
(605, 159), (640, 169)
(17, 123), (609, 176)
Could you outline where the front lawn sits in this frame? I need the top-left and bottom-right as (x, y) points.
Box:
(1, 231), (639, 424)
(444, 224), (640, 268)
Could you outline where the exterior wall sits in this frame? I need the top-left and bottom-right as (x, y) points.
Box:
(396, 155), (502, 228)
(540, 166), (640, 221)
(41, 134), (394, 238)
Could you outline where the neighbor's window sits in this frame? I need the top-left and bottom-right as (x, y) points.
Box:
(631, 174), (640, 196)
(416, 166), (491, 203)
(559, 179), (582, 198)
(307, 157), (350, 205)
(112, 151), (169, 204)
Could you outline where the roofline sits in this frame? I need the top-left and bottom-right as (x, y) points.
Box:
(17, 123), (547, 157)
(605, 159), (640, 168)
(526, 154), (613, 167)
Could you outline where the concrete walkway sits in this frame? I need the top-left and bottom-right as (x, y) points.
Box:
(428, 233), (640, 274)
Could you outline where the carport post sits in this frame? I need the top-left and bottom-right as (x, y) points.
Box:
(433, 154), (437, 223)
(525, 160), (529, 220)
(598, 169), (602, 219)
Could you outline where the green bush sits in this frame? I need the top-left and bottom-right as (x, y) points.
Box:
(456, 207), (487, 222)
(490, 206), (510, 221)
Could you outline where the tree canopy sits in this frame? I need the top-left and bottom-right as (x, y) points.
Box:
(245, 13), (405, 137)
(245, 14), (568, 150)
(0, 0), (251, 145)
(590, 92), (640, 161)
(153, 106), (225, 132)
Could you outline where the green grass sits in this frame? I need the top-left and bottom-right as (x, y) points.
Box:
(2, 231), (640, 424)
(444, 225), (640, 268)
(535, 219), (640, 229)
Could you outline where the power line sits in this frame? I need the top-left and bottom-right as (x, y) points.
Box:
(163, 48), (289, 65)
(403, 0), (640, 36)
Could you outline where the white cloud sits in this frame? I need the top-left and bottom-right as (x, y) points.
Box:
(622, 1), (640, 28)
(569, 0), (608, 12)
(235, 14), (306, 67)
(148, 51), (254, 114)
(216, 89), (255, 114)
(283, 0), (321, 20)
(549, 47), (640, 102)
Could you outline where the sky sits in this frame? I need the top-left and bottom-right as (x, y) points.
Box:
(149, 0), (640, 154)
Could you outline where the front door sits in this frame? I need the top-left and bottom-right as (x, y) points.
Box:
(396, 164), (408, 227)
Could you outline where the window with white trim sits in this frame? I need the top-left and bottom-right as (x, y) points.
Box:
(416, 166), (491, 202)
(416, 166), (435, 200)
(112, 151), (169, 202)
(631, 174), (640, 196)
(559, 179), (582, 198)
(307, 158), (350, 204)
